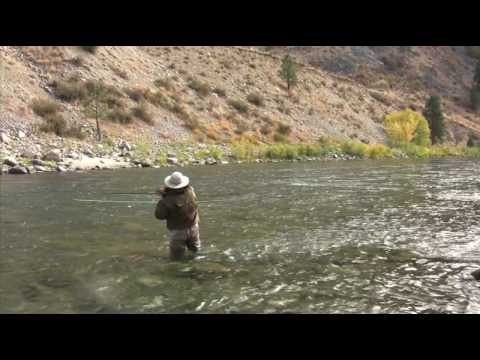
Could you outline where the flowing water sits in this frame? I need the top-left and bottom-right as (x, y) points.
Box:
(1, 158), (479, 314)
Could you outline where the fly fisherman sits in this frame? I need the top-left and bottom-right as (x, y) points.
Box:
(155, 172), (200, 260)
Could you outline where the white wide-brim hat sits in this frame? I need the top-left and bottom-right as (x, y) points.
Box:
(164, 171), (189, 189)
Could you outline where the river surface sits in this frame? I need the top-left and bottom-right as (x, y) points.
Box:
(1, 158), (480, 314)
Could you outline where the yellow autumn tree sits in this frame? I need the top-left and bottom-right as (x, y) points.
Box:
(384, 109), (431, 146)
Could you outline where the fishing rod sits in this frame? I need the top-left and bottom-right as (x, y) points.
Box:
(105, 191), (162, 196)
(106, 192), (159, 196)
(73, 198), (221, 204)
(105, 191), (239, 198)
(99, 190), (233, 203)
(75, 189), (251, 205)
(74, 191), (160, 205)
(74, 199), (156, 204)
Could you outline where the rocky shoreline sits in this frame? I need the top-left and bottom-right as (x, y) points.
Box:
(1, 127), (363, 176)
(1, 145), (359, 176)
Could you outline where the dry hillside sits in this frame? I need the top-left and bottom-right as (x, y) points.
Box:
(0, 46), (479, 151)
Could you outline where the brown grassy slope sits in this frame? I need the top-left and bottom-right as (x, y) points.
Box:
(0, 46), (479, 147)
(264, 46), (480, 140)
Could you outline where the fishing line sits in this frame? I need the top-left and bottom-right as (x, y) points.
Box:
(74, 199), (156, 204)
(73, 199), (215, 204)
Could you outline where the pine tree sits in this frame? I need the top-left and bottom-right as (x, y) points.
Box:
(474, 60), (480, 87)
(472, 90), (480, 112)
(471, 61), (480, 112)
(84, 82), (108, 141)
(279, 55), (298, 94)
(0, 56), (4, 111)
(467, 135), (474, 147)
(467, 133), (478, 147)
(423, 95), (445, 144)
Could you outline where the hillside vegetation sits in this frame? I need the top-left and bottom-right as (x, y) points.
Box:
(0, 46), (479, 155)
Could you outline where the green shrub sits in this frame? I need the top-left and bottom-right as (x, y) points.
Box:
(170, 93), (182, 103)
(102, 137), (115, 148)
(231, 142), (262, 161)
(172, 103), (188, 116)
(276, 122), (292, 136)
(394, 142), (431, 158)
(229, 139), (479, 163)
(107, 108), (133, 124)
(413, 116), (432, 147)
(63, 125), (86, 140)
(80, 46), (98, 54)
(84, 81), (124, 112)
(278, 105), (292, 115)
(155, 151), (168, 166)
(125, 88), (146, 102)
(146, 91), (170, 108)
(466, 46), (480, 60)
(213, 87), (227, 97)
(260, 124), (272, 135)
(52, 80), (88, 102)
(261, 115), (274, 125)
(103, 95), (124, 109)
(31, 98), (61, 117)
(390, 142), (480, 158)
(341, 141), (368, 158)
(264, 144), (292, 159)
(320, 140), (342, 154)
(39, 113), (67, 136)
(294, 144), (308, 156)
(370, 91), (392, 106)
(303, 144), (331, 157)
(231, 142), (394, 162)
(247, 92), (265, 107)
(183, 114), (201, 131)
(384, 109), (431, 146)
(228, 99), (249, 114)
(39, 114), (85, 139)
(273, 133), (288, 143)
(464, 146), (480, 157)
(85, 80), (122, 98)
(194, 145), (225, 160)
(429, 145), (463, 157)
(154, 78), (174, 90)
(81, 80), (127, 124)
(234, 121), (249, 135)
(110, 66), (129, 80)
(135, 140), (151, 158)
(131, 103), (154, 124)
(69, 56), (84, 67)
(284, 145), (298, 159)
(188, 78), (210, 97)
(219, 59), (233, 70)
(366, 144), (393, 159)
(193, 150), (208, 160)
(145, 91), (184, 113)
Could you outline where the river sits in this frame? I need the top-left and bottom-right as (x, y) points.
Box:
(1, 158), (479, 313)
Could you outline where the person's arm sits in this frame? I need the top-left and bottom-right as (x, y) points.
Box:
(155, 187), (166, 196)
(190, 187), (200, 224)
(155, 200), (169, 220)
(191, 186), (198, 201)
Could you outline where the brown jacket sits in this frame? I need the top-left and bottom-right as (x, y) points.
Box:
(155, 185), (199, 230)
